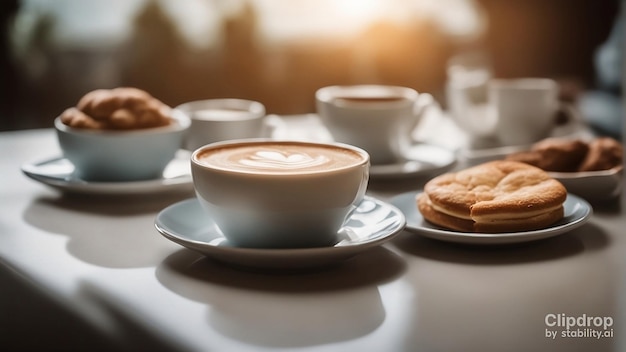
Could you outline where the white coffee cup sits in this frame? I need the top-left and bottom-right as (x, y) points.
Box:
(191, 139), (370, 248)
(316, 85), (437, 165)
(487, 78), (573, 146)
(176, 99), (278, 151)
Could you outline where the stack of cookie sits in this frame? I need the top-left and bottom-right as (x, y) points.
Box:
(417, 161), (567, 233)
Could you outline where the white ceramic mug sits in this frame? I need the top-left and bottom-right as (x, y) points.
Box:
(316, 85), (437, 165)
(191, 139), (370, 248)
(487, 78), (573, 146)
(176, 99), (279, 151)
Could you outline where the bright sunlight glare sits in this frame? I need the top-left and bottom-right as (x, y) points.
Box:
(335, 0), (385, 29)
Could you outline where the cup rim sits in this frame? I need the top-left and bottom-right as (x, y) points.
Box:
(54, 109), (190, 135)
(174, 98), (266, 121)
(315, 85), (419, 105)
(191, 138), (370, 176)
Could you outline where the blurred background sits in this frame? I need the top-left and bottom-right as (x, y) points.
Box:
(0, 0), (621, 132)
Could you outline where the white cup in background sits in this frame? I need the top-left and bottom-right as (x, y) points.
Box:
(487, 78), (574, 146)
(316, 85), (438, 165)
(175, 99), (279, 151)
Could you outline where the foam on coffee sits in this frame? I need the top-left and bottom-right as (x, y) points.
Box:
(196, 142), (365, 174)
(193, 108), (253, 121)
(335, 96), (405, 103)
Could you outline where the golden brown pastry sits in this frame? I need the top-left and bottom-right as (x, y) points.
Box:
(505, 137), (622, 173)
(417, 161), (567, 233)
(60, 107), (103, 129)
(60, 87), (171, 130)
(506, 138), (589, 172)
(578, 137), (623, 171)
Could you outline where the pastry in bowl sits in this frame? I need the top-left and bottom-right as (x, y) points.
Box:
(577, 137), (623, 172)
(505, 137), (622, 172)
(505, 137), (623, 201)
(55, 87), (190, 181)
(60, 87), (172, 130)
(417, 160), (567, 233)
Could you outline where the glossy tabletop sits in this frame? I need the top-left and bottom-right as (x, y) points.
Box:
(1, 114), (624, 352)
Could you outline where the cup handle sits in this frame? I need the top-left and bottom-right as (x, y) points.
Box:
(555, 102), (581, 126)
(262, 114), (286, 139)
(410, 93), (440, 137)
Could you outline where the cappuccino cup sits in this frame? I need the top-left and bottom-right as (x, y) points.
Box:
(316, 85), (438, 165)
(487, 78), (575, 146)
(191, 139), (370, 248)
(176, 99), (279, 151)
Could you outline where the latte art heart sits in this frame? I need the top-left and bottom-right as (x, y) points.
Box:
(196, 142), (365, 174)
(239, 150), (330, 170)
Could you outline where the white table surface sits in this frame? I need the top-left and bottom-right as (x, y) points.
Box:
(1, 114), (624, 352)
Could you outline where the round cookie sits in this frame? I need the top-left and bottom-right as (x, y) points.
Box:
(418, 160), (567, 233)
(417, 193), (474, 232)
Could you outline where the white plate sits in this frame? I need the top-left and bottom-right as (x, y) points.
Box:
(369, 144), (456, 179)
(154, 196), (406, 270)
(21, 150), (193, 195)
(389, 191), (592, 245)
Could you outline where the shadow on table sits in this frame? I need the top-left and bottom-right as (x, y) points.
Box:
(391, 222), (610, 265)
(368, 176), (431, 197)
(26, 190), (193, 216)
(155, 247), (405, 348)
(158, 245), (406, 291)
(21, 192), (191, 268)
(393, 221), (616, 352)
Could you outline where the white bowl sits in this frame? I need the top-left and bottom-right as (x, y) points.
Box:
(55, 111), (190, 181)
(549, 165), (623, 202)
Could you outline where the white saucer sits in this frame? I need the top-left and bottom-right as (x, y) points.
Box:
(21, 150), (193, 195)
(369, 144), (456, 179)
(154, 196), (406, 270)
(389, 191), (592, 245)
